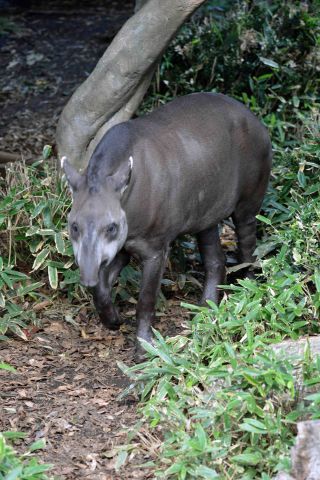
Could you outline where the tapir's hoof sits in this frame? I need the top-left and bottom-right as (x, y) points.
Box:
(99, 313), (123, 331)
(134, 335), (153, 363)
(245, 269), (256, 280)
(134, 344), (148, 363)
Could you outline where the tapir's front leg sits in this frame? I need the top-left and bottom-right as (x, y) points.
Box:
(92, 250), (130, 330)
(136, 248), (168, 356)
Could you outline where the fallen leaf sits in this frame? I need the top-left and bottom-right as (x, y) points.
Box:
(81, 328), (88, 338)
(56, 385), (71, 392)
(17, 389), (28, 398)
(33, 300), (51, 311)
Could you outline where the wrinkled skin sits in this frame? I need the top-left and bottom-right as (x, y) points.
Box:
(62, 93), (272, 360)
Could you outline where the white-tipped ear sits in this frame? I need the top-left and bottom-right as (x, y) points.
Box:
(62, 157), (85, 193)
(108, 156), (133, 196)
(121, 156), (133, 195)
(60, 156), (67, 169)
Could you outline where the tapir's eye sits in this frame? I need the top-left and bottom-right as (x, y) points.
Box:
(71, 222), (79, 235)
(106, 222), (118, 236)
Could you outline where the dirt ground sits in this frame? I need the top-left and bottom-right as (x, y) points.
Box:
(0, 301), (190, 479)
(0, 0), (134, 158)
(0, 2), (238, 478)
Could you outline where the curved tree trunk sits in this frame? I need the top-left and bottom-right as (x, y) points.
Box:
(56, 0), (206, 171)
(134, 0), (150, 13)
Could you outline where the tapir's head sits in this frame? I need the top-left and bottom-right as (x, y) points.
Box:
(61, 156), (132, 287)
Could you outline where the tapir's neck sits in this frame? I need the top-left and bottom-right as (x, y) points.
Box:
(87, 122), (135, 188)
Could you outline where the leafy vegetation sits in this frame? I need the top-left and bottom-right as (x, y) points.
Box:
(0, 16), (18, 36)
(0, 362), (53, 479)
(0, 149), (86, 339)
(0, 432), (52, 480)
(143, 0), (319, 146)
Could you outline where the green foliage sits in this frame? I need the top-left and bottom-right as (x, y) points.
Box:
(0, 151), (84, 338)
(0, 16), (18, 35)
(0, 432), (53, 480)
(1, 156), (73, 283)
(0, 365), (52, 478)
(0, 361), (16, 372)
(143, 0), (319, 145)
(262, 136), (320, 277)
(0, 259), (39, 340)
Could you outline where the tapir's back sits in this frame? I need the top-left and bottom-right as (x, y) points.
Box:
(133, 92), (270, 160)
(131, 93), (271, 189)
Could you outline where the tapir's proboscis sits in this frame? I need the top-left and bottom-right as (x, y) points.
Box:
(62, 93), (272, 359)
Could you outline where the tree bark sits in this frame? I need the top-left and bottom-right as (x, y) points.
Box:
(0, 151), (20, 164)
(56, 0), (206, 171)
(134, 0), (150, 13)
(274, 420), (320, 480)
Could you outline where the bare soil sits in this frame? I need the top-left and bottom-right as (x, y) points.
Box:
(0, 300), (190, 479)
(0, 0), (134, 158)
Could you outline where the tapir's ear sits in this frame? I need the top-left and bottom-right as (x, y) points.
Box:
(109, 156), (133, 195)
(61, 156), (85, 193)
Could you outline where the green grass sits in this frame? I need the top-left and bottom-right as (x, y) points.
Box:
(0, 148), (86, 339)
(0, 16), (18, 36)
(0, 432), (53, 480)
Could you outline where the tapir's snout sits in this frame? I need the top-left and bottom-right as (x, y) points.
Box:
(78, 254), (112, 288)
(78, 254), (101, 288)
(80, 275), (99, 288)
(79, 266), (100, 287)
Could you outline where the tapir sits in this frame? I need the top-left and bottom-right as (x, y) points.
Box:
(62, 92), (272, 357)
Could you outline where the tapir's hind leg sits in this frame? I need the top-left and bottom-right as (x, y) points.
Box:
(92, 249), (130, 329)
(232, 166), (270, 269)
(232, 201), (262, 274)
(197, 225), (226, 305)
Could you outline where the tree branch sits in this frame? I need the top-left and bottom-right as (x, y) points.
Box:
(0, 151), (20, 164)
(56, 0), (206, 171)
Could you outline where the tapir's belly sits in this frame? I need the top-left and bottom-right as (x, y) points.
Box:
(170, 163), (239, 236)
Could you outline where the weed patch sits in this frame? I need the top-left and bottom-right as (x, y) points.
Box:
(0, 432), (53, 480)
